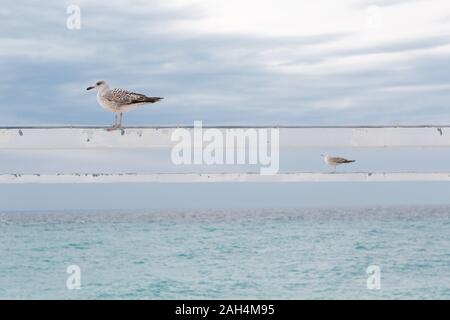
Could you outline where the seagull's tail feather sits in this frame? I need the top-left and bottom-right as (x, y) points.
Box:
(144, 97), (164, 103)
(345, 160), (356, 163)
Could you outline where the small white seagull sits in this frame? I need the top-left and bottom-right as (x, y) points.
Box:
(87, 80), (163, 130)
(322, 153), (356, 172)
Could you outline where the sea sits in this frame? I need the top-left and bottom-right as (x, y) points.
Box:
(0, 206), (449, 299)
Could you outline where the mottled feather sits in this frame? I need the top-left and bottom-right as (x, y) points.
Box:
(103, 88), (163, 105)
(328, 157), (355, 164)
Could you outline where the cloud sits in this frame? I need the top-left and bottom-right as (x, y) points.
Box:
(1, 0), (450, 126)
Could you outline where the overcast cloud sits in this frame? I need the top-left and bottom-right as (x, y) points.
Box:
(1, 0), (450, 126)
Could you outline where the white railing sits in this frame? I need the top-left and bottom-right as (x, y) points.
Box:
(1, 126), (449, 183)
(1, 125), (449, 149)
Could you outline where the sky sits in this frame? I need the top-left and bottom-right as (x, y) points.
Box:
(1, 0), (450, 210)
(1, 0), (450, 125)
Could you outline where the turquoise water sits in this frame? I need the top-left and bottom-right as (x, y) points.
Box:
(0, 207), (449, 299)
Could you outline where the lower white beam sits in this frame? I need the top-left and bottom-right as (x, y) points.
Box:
(1, 172), (449, 183)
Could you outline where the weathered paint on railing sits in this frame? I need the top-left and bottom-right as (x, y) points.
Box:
(1, 126), (449, 183)
(0, 126), (449, 149)
(1, 172), (450, 183)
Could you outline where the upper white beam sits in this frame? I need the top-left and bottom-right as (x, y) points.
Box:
(0, 126), (449, 149)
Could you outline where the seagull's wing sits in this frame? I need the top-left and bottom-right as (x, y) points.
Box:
(329, 157), (355, 164)
(104, 88), (163, 105)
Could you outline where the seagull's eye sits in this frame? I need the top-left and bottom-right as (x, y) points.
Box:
(96, 82), (101, 86)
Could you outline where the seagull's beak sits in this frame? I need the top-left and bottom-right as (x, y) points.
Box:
(86, 86), (95, 91)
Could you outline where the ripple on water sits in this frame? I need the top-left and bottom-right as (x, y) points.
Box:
(1, 206), (450, 299)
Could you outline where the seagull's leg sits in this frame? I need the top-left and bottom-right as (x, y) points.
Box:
(119, 113), (123, 128)
(107, 114), (118, 131)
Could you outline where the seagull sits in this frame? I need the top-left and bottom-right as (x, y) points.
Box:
(322, 153), (355, 172)
(86, 80), (163, 130)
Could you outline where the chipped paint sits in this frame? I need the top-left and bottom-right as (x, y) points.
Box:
(1, 126), (450, 149)
(1, 126), (449, 184)
(1, 172), (450, 184)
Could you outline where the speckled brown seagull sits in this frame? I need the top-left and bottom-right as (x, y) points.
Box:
(322, 153), (356, 172)
(87, 80), (163, 130)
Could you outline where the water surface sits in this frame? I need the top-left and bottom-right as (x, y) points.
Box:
(1, 206), (449, 299)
